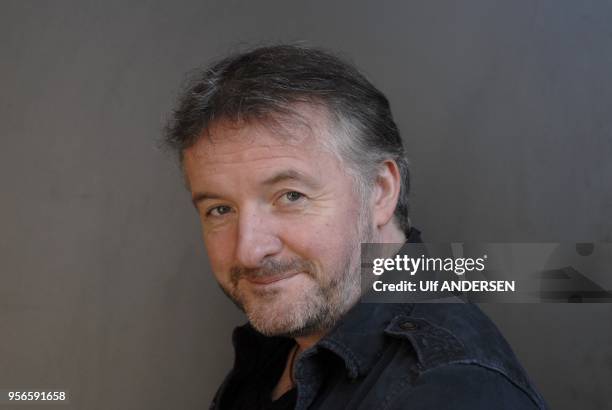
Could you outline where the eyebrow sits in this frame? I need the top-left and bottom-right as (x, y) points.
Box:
(191, 169), (320, 207)
(261, 169), (320, 188)
(191, 191), (223, 208)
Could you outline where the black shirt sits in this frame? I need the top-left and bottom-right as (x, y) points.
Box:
(219, 333), (297, 409)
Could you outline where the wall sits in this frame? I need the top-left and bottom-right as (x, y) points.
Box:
(1, 1), (611, 408)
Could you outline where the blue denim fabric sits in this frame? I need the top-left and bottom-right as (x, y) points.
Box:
(212, 302), (547, 410)
(211, 230), (548, 409)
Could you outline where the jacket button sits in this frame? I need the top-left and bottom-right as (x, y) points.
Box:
(399, 321), (417, 330)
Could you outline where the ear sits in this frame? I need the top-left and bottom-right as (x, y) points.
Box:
(371, 160), (401, 228)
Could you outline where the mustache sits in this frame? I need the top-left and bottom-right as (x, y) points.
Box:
(230, 258), (317, 284)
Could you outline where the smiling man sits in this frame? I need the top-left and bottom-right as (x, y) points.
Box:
(183, 110), (381, 343)
(164, 45), (547, 409)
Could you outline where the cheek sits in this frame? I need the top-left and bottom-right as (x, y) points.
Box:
(202, 228), (235, 283)
(282, 216), (355, 267)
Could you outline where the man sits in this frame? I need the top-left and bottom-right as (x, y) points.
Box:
(164, 45), (547, 409)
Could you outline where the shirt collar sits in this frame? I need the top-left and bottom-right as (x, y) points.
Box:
(317, 302), (414, 378)
(308, 227), (423, 378)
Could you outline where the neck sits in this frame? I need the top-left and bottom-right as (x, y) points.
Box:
(294, 330), (326, 353)
(378, 222), (406, 244)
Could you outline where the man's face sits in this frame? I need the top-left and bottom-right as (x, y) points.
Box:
(183, 110), (373, 337)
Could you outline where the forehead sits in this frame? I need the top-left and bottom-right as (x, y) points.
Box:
(181, 110), (348, 193)
(183, 105), (337, 171)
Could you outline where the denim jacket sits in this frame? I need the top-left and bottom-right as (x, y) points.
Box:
(211, 231), (548, 409)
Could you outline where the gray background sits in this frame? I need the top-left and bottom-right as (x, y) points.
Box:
(1, 0), (611, 409)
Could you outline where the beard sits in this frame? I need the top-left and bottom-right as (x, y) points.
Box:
(218, 207), (375, 338)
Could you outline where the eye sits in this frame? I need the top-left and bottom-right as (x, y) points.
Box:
(206, 205), (233, 217)
(276, 191), (306, 207)
(284, 191), (304, 202)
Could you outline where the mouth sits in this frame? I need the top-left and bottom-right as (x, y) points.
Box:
(244, 271), (301, 285)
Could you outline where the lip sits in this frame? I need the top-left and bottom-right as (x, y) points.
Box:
(244, 271), (301, 285)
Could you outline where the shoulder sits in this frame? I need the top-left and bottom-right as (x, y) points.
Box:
(381, 303), (547, 409)
(386, 363), (540, 409)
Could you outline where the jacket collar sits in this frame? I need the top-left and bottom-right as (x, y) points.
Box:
(307, 227), (423, 378)
(317, 302), (414, 378)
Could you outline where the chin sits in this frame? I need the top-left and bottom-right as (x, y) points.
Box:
(244, 298), (299, 334)
(243, 290), (319, 337)
(246, 313), (301, 337)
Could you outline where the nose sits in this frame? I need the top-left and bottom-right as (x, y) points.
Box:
(234, 205), (283, 268)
